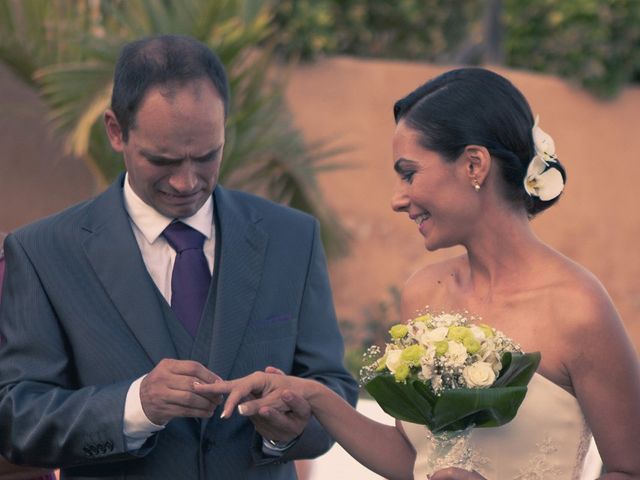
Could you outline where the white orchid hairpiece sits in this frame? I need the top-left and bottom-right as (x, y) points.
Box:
(523, 116), (565, 201)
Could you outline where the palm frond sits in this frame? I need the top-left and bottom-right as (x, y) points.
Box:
(0, 0), (351, 256)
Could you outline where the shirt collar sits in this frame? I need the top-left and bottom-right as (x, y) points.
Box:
(123, 172), (214, 244)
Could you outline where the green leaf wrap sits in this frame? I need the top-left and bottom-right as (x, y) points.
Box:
(364, 352), (541, 433)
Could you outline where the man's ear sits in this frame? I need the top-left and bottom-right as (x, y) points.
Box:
(461, 145), (491, 189)
(104, 109), (125, 152)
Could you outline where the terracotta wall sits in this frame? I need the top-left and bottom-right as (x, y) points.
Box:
(1, 57), (638, 346)
(285, 57), (640, 345)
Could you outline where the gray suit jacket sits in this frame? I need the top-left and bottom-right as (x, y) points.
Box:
(0, 176), (358, 479)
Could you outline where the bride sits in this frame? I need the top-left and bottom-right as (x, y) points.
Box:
(196, 68), (640, 479)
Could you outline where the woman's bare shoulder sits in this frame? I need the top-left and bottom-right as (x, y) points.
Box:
(400, 255), (467, 318)
(548, 254), (618, 328)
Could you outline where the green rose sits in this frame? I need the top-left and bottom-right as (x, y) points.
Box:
(375, 354), (388, 372)
(389, 324), (409, 339)
(435, 340), (449, 357)
(479, 324), (494, 338)
(394, 363), (410, 382)
(400, 345), (425, 365)
(448, 326), (472, 342)
(414, 314), (432, 324)
(463, 336), (481, 354)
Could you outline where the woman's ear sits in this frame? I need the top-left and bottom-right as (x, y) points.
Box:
(462, 145), (491, 191)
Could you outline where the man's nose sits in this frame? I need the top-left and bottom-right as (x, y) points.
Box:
(169, 163), (199, 193)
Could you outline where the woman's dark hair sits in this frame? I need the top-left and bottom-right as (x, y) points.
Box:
(393, 67), (566, 216)
(111, 34), (230, 142)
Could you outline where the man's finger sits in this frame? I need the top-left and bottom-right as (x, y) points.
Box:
(167, 359), (220, 384)
(281, 389), (311, 418)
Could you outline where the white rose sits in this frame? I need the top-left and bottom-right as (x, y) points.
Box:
(446, 341), (468, 367)
(479, 340), (503, 374)
(420, 326), (449, 344)
(420, 358), (433, 379)
(408, 322), (427, 340)
(463, 362), (496, 388)
(469, 325), (486, 342)
(385, 348), (403, 373)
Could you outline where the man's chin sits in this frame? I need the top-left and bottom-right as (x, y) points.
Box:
(151, 191), (212, 219)
(156, 201), (203, 219)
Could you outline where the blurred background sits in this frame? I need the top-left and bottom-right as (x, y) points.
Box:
(1, 1), (638, 478)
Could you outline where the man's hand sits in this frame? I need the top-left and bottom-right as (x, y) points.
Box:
(140, 359), (223, 425)
(250, 389), (311, 443)
(251, 366), (310, 443)
(193, 369), (314, 443)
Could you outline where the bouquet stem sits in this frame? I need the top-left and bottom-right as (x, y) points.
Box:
(424, 424), (475, 474)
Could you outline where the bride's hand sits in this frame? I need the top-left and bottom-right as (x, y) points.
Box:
(193, 371), (301, 419)
(429, 467), (486, 480)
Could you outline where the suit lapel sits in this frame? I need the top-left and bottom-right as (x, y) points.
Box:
(81, 175), (177, 365)
(206, 186), (268, 380)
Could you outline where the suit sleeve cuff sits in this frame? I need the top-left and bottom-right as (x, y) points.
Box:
(123, 375), (165, 451)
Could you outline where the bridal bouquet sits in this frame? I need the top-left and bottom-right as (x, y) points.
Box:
(361, 311), (540, 434)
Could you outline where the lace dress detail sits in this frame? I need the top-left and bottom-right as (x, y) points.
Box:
(514, 437), (562, 479)
(403, 374), (593, 479)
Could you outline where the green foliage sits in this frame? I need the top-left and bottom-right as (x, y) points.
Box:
(504, 0), (640, 97)
(0, 0), (350, 256)
(270, 0), (640, 97)
(270, 0), (480, 61)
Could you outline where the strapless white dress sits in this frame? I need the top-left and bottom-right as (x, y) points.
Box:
(402, 374), (593, 479)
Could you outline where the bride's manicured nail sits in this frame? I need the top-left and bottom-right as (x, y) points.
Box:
(238, 404), (246, 415)
(220, 411), (227, 419)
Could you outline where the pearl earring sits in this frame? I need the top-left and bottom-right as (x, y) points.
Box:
(473, 180), (481, 192)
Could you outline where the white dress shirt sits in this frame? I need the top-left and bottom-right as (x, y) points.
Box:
(121, 173), (215, 451)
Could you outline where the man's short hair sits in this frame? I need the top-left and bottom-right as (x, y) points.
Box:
(110, 34), (230, 142)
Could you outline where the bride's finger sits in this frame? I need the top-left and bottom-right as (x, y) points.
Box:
(265, 366), (285, 375)
(192, 379), (237, 397)
(218, 372), (268, 418)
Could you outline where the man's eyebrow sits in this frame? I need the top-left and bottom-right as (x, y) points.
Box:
(192, 145), (223, 161)
(394, 158), (417, 173)
(139, 145), (223, 163)
(140, 150), (182, 162)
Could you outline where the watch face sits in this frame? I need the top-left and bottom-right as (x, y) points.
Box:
(266, 438), (295, 450)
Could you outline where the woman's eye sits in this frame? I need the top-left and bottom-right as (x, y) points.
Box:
(401, 171), (415, 183)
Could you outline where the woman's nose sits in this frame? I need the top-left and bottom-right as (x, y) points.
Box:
(391, 187), (409, 213)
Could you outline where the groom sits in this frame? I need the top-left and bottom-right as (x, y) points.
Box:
(0, 34), (357, 479)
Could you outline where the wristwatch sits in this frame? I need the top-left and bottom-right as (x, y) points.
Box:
(265, 437), (297, 451)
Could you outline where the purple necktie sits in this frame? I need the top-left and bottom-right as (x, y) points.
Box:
(162, 222), (211, 337)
